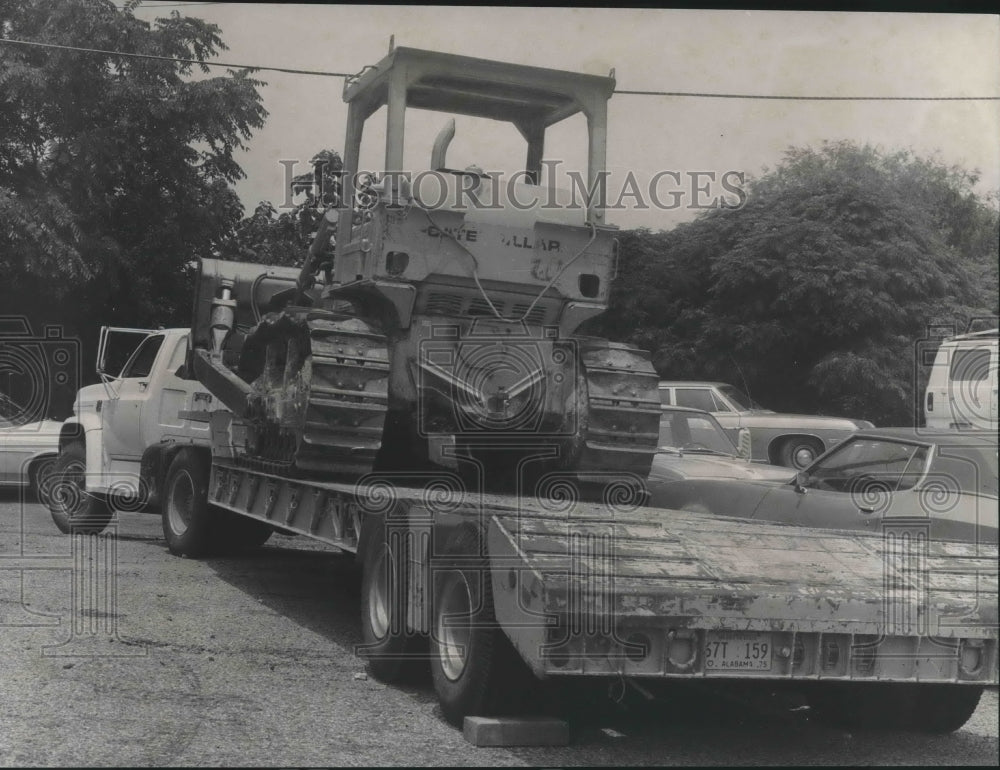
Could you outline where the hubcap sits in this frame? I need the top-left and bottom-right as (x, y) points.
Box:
(368, 545), (391, 641)
(793, 446), (817, 468)
(166, 470), (195, 536)
(436, 571), (473, 682)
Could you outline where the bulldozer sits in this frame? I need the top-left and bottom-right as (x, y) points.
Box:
(188, 43), (661, 493)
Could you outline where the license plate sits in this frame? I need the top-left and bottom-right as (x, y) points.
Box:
(704, 632), (772, 671)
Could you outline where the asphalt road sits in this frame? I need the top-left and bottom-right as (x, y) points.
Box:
(1, 493), (997, 766)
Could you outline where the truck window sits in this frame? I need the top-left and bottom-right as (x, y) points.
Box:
(949, 348), (991, 381)
(675, 388), (716, 412)
(120, 335), (164, 379)
(659, 389), (672, 406)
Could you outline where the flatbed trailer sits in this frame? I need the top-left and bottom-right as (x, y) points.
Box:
(158, 411), (999, 732)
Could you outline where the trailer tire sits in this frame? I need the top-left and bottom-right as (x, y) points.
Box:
(430, 525), (536, 727)
(161, 448), (220, 557)
(359, 514), (426, 683)
(48, 442), (115, 534)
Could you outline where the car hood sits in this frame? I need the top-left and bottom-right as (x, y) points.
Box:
(649, 453), (794, 483)
(0, 418), (63, 442)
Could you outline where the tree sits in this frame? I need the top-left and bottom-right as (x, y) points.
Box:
(587, 142), (999, 426)
(216, 149), (344, 267)
(0, 0), (266, 409)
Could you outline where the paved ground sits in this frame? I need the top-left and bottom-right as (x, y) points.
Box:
(1, 493), (997, 766)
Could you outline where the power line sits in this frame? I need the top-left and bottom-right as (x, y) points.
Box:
(0, 37), (351, 78)
(614, 88), (999, 101)
(1, 37), (998, 101)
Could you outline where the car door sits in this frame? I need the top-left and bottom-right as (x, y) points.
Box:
(947, 344), (997, 429)
(102, 333), (165, 461)
(749, 438), (930, 534)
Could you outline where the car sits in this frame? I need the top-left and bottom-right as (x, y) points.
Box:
(0, 392), (61, 500)
(658, 381), (874, 470)
(924, 328), (998, 431)
(648, 428), (999, 544)
(648, 406), (793, 491)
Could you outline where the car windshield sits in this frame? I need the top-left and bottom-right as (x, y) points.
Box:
(930, 446), (999, 498)
(802, 438), (930, 493)
(717, 384), (761, 410)
(0, 394), (28, 426)
(658, 410), (737, 455)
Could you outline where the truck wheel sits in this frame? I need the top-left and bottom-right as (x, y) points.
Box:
(48, 442), (115, 534)
(359, 514), (426, 683)
(779, 437), (823, 469)
(29, 455), (57, 506)
(161, 448), (219, 557)
(430, 525), (536, 727)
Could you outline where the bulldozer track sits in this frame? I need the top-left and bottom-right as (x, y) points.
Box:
(577, 339), (662, 476)
(241, 310), (390, 476)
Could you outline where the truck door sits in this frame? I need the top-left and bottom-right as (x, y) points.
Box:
(102, 333), (165, 461)
(137, 333), (212, 446)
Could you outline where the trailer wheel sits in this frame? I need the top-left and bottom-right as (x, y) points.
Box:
(161, 448), (219, 557)
(48, 442), (115, 534)
(430, 525), (536, 727)
(359, 514), (426, 683)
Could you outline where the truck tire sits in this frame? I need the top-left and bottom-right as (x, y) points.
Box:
(48, 442), (115, 534)
(161, 448), (220, 557)
(429, 525), (537, 726)
(359, 514), (426, 683)
(778, 437), (823, 470)
(29, 455), (57, 506)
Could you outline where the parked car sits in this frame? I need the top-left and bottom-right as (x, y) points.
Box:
(648, 428), (999, 544)
(649, 406), (793, 491)
(924, 328), (998, 432)
(0, 392), (61, 499)
(658, 381), (874, 470)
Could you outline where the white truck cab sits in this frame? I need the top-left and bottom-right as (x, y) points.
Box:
(924, 328), (999, 431)
(49, 327), (218, 533)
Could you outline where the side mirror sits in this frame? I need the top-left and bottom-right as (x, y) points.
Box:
(735, 427), (752, 460)
(793, 471), (809, 494)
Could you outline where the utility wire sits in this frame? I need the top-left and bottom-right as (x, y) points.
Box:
(1, 37), (998, 101)
(615, 88), (999, 101)
(0, 37), (351, 77)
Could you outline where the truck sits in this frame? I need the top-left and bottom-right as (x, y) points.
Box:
(161, 43), (995, 732)
(47, 322), (281, 549)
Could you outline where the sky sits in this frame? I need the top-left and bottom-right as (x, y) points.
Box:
(133, 4), (1000, 231)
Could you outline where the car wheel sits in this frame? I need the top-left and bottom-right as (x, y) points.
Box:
(47, 442), (115, 534)
(779, 437), (823, 470)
